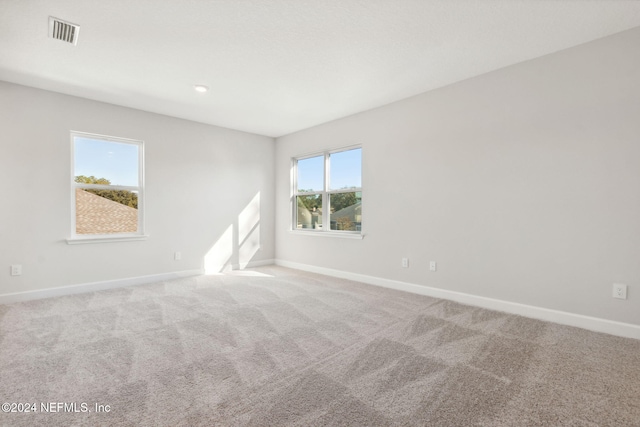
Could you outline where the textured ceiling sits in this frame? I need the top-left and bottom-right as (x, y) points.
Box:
(2, 1), (640, 137)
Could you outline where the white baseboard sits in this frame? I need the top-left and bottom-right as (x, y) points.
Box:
(275, 259), (640, 341)
(0, 269), (204, 305)
(0, 259), (276, 304)
(235, 258), (275, 270)
(205, 258), (275, 274)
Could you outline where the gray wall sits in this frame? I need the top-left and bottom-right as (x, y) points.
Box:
(275, 27), (640, 326)
(0, 82), (275, 294)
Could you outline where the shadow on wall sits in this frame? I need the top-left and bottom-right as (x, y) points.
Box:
(203, 192), (261, 274)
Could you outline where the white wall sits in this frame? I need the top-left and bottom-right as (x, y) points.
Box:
(0, 82), (275, 295)
(275, 27), (640, 326)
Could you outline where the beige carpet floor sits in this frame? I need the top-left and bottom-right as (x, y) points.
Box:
(0, 266), (639, 426)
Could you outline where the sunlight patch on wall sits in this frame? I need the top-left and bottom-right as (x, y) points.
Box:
(239, 192), (260, 244)
(239, 224), (260, 269)
(204, 192), (261, 274)
(238, 192), (261, 269)
(204, 224), (233, 274)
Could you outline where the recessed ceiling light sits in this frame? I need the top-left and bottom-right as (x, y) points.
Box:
(194, 85), (209, 93)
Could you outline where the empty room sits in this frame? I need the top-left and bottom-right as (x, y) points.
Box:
(1, 1), (639, 426)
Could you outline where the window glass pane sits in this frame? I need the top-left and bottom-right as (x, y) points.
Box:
(330, 148), (361, 190)
(330, 191), (361, 231)
(297, 155), (324, 192)
(75, 188), (138, 235)
(74, 137), (139, 187)
(296, 195), (323, 230)
(73, 134), (142, 237)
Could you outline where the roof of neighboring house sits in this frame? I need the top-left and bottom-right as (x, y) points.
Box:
(75, 188), (138, 234)
(331, 202), (362, 221)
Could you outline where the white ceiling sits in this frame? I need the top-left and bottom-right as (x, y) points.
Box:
(2, 1), (640, 138)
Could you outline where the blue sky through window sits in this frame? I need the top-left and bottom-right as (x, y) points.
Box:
(74, 137), (139, 186)
(297, 148), (362, 192)
(297, 155), (324, 192)
(330, 148), (361, 190)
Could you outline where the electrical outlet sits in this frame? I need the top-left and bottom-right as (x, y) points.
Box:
(430, 261), (437, 272)
(613, 283), (627, 300)
(174, 252), (182, 261)
(402, 258), (409, 268)
(10, 264), (22, 276)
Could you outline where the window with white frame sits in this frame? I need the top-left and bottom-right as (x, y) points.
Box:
(69, 131), (145, 242)
(293, 146), (362, 233)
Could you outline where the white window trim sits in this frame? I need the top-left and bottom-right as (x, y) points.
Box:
(66, 235), (148, 245)
(288, 229), (364, 239)
(67, 131), (147, 244)
(291, 145), (363, 238)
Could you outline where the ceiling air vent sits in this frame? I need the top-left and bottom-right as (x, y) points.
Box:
(48, 16), (80, 45)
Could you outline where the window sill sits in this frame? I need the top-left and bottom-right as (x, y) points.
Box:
(289, 230), (364, 240)
(66, 235), (149, 245)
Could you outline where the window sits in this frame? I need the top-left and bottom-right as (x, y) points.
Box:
(68, 131), (145, 243)
(293, 146), (362, 234)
